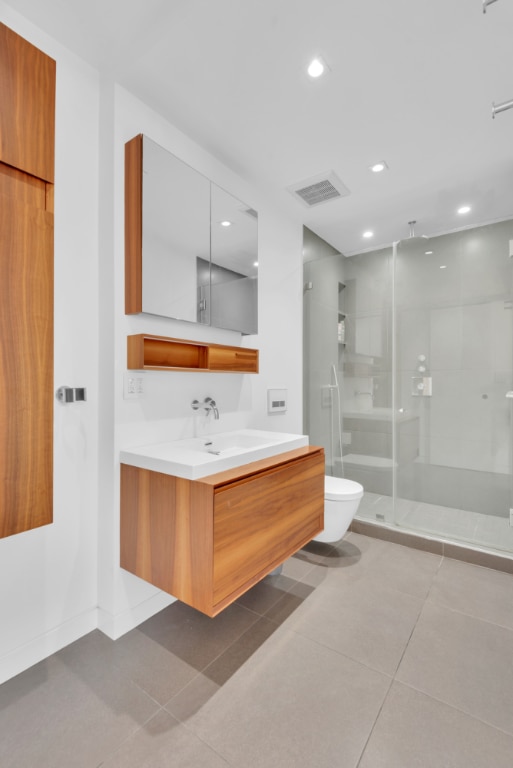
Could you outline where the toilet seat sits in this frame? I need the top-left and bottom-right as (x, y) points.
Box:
(324, 476), (364, 501)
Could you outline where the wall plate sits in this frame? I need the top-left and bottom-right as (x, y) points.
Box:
(267, 388), (287, 413)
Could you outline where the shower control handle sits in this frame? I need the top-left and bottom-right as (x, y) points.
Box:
(411, 376), (432, 397)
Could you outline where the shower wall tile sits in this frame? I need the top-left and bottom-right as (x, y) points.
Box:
(491, 301), (513, 371)
(395, 239), (461, 311)
(430, 306), (462, 370)
(304, 302), (339, 371)
(459, 222), (513, 303)
(345, 249), (392, 315)
(460, 303), (493, 371)
(396, 307), (430, 372)
(429, 370), (493, 444)
(349, 429), (391, 459)
(429, 436), (494, 473)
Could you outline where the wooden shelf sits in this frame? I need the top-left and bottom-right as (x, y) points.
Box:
(127, 334), (259, 373)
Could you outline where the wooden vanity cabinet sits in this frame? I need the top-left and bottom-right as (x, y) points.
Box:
(120, 446), (324, 616)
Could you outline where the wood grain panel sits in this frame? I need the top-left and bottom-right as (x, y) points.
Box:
(212, 451), (324, 604)
(120, 465), (215, 614)
(125, 134), (143, 314)
(0, 190), (53, 537)
(120, 448), (324, 617)
(0, 164), (46, 208)
(0, 22), (55, 182)
(127, 333), (257, 373)
(207, 345), (259, 372)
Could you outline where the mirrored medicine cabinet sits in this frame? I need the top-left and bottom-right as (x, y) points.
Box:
(125, 134), (258, 335)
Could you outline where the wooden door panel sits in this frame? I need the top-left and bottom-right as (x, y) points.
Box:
(0, 191), (53, 537)
(0, 22), (55, 182)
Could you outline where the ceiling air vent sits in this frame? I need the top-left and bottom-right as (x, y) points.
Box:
(288, 171), (350, 207)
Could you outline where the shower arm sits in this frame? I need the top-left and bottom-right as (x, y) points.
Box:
(483, 0), (499, 12)
(492, 99), (513, 119)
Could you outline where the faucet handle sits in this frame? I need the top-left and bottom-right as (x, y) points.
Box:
(191, 399), (201, 411)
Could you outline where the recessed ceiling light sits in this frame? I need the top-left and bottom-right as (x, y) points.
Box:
(457, 205), (471, 214)
(307, 57), (328, 78)
(220, 220), (232, 227)
(440, 265), (447, 269)
(369, 161), (388, 173)
(363, 230), (374, 238)
(253, 261), (259, 267)
(425, 250), (433, 255)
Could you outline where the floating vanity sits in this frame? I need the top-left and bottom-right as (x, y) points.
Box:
(120, 430), (324, 616)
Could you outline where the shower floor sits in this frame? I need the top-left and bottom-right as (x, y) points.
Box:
(357, 492), (513, 556)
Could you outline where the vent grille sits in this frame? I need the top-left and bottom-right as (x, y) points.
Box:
(288, 172), (350, 207)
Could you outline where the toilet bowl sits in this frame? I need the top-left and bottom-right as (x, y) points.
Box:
(313, 476), (364, 543)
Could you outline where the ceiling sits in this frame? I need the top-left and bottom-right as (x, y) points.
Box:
(5, 0), (513, 255)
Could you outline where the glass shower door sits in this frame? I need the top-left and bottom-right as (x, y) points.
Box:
(393, 220), (513, 554)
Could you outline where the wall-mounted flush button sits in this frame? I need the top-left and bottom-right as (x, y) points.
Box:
(268, 389), (287, 413)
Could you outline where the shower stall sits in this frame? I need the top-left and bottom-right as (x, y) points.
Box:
(303, 219), (513, 557)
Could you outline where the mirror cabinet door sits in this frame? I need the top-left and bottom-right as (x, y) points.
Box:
(142, 136), (211, 323)
(210, 184), (258, 335)
(127, 135), (258, 334)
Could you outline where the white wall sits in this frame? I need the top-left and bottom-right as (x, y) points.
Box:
(0, 3), (304, 682)
(97, 87), (304, 639)
(0, 3), (100, 684)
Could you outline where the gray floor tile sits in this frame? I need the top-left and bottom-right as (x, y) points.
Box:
(187, 627), (391, 768)
(101, 708), (231, 767)
(281, 552), (318, 581)
(165, 673), (220, 722)
(2, 534), (512, 768)
(428, 557), (513, 629)
(281, 577), (423, 675)
(107, 628), (200, 704)
(137, 599), (259, 671)
(344, 532), (442, 598)
(201, 616), (280, 686)
(56, 627), (199, 705)
(235, 573), (301, 615)
(264, 579), (318, 625)
(397, 601), (513, 735)
(359, 681), (513, 768)
(0, 640), (159, 768)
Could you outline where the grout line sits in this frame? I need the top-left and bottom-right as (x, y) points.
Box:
(354, 675), (395, 768)
(396, 679), (513, 743)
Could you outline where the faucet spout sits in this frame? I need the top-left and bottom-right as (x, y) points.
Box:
(204, 397), (219, 420)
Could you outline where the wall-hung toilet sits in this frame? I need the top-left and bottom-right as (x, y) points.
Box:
(313, 476), (364, 543)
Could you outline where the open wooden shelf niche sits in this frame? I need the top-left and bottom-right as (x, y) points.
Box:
(127, 334), (259, 373)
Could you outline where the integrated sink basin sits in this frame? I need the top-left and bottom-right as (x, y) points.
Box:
(120, 429), (309, 479)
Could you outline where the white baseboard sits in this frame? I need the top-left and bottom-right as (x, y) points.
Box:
(97, 591), (175, 640)
(0, 608), (98, 685)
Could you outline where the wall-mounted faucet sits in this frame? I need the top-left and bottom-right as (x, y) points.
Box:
(191, 396), (220, 420)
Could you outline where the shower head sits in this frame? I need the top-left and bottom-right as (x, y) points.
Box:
(408, 221), (428, 239)
(398, 220), (429, 244)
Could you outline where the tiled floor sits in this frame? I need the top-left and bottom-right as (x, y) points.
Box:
(358, 491), (513, 555)
(2, 533), (513, 767)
